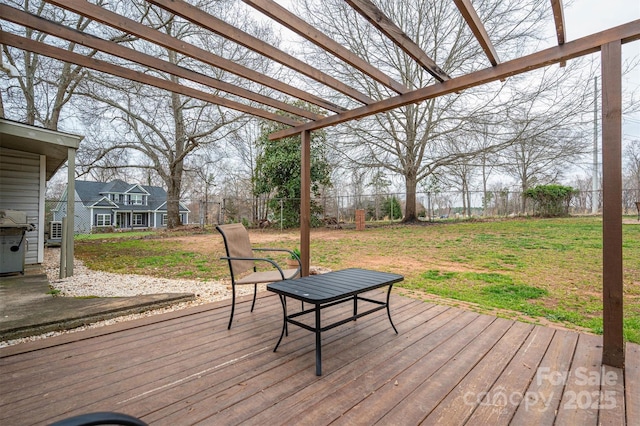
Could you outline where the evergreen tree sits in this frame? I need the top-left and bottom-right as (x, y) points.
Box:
(254, 104), (332, 228)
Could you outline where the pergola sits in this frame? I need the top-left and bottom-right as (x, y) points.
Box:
(1, 0), (638, 368)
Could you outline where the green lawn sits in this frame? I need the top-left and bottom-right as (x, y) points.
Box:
(74, 216), (640, 343)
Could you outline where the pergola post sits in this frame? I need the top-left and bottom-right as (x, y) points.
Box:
(601, 40), (624, 368)
(300, 129), (311, 277)
(65, 147), (76, 277)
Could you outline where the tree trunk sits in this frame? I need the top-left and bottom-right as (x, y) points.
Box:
(461, 176), (467, 217)
(167, 89), (184, 226)
(166, 175), (182, 228)
(403, 173), (418, 222)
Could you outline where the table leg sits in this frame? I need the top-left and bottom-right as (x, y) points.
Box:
(315, 303), (322, 376)
(386, 284), (398, 334)
(274, 294), (287, 352)
(353, 295), (357, 319)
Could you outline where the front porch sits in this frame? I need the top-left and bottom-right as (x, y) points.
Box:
(1, 290), (637, 425)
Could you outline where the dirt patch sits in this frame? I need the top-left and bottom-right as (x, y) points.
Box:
(162, 229), (311, 254)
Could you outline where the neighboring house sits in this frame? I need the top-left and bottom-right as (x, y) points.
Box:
(53, 180), (190, 233)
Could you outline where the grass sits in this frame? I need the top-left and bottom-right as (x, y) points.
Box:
(72, 216), (640, 343)
(75, 231), (156, 241)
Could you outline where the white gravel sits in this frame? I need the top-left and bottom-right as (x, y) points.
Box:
(42, 247), (243, 301)
(0, 248), (260, 348)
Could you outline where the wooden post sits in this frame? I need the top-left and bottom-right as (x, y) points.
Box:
(59, 216), (67, 279)
(355, 209), (365, 230)
(601, 40), (624, 368)
(300, 130), (311, 277)
(66, 147), (75, 277)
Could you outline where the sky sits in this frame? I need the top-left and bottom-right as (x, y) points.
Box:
(563, 0), (639, 39)
(564, 0), (640, 141)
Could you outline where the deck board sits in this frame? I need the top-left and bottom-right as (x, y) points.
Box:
(423, 320), (535, 424)
(0, 292), (637, 426)
(511, 329), (579, 424)
(458, 324), (556, 424)
(626, 343), (640, 423)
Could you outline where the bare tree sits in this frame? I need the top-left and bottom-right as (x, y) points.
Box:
(441, 160), (476, 217)
(299, 0), (593, 221)
(624, 139), (640, 202)
(74, 0), (277, 228)
(498, 69), (593, 212)
(0, 0), (108, 129)
(217, 120), (264, 223)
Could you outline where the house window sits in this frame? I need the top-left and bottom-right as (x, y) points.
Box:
(130, 194), (144, 205)
(162, 214), (168, 225)
(133, 213), (144, 226)
(96, 214), (111, 226)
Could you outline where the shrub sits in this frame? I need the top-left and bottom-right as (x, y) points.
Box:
(383, 196), (403, 220)
(524, 184), (577, 217)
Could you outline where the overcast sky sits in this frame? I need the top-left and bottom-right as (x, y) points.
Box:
(564, 0), (640, 141)
(564, 0), (639, 39)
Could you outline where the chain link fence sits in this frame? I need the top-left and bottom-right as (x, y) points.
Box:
(44, 188), (640, 235)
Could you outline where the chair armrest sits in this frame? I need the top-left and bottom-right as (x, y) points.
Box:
(253, 248), (301, 269)
(220, 255), (288, 279)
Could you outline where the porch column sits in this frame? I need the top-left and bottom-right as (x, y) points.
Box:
(601, 40), (624, 368)
(65, 147), (76, 277)
(300, 130), (311, 277)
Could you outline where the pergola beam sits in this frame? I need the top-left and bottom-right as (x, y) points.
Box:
(345, 0), (450, 83)
(0, 5), (323, 122)
(453, 0), (500, 66)
(0, 31), (302, 127)
(550, 0), (566, 45)
(147, 0), (375, 104)
(270, 20), (640, 140)
(45, 0), (346, 114)
(242, 0), (409, 94)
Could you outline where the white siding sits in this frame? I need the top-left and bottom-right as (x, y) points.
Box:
(0, 147), (42, 264)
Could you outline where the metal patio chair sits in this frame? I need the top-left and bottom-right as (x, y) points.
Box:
(216, 223), (301, 329)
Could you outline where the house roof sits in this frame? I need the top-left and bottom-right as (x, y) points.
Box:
(75, 180), (189, 212)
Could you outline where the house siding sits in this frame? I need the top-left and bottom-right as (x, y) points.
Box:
(154, 212), (164, 227)
(0, 147), (42, 265)
(52, 191), (91, 234)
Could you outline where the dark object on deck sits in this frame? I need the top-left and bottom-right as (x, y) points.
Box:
(216, 223), (300, 329)
(48, 412), (147, 426)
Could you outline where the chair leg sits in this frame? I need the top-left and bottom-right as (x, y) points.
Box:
(228, 284), (236, 330)
(250, 284), (258, 312)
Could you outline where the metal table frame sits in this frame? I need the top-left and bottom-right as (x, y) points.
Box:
(267, 268), (404, 375)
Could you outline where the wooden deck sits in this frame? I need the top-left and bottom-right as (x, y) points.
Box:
(1, 290), (638, 425)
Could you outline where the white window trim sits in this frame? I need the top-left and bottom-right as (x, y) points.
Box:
(96, 214), (111, 227)
(132, 213), (144, 226)
(129, 194), (145, 206)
